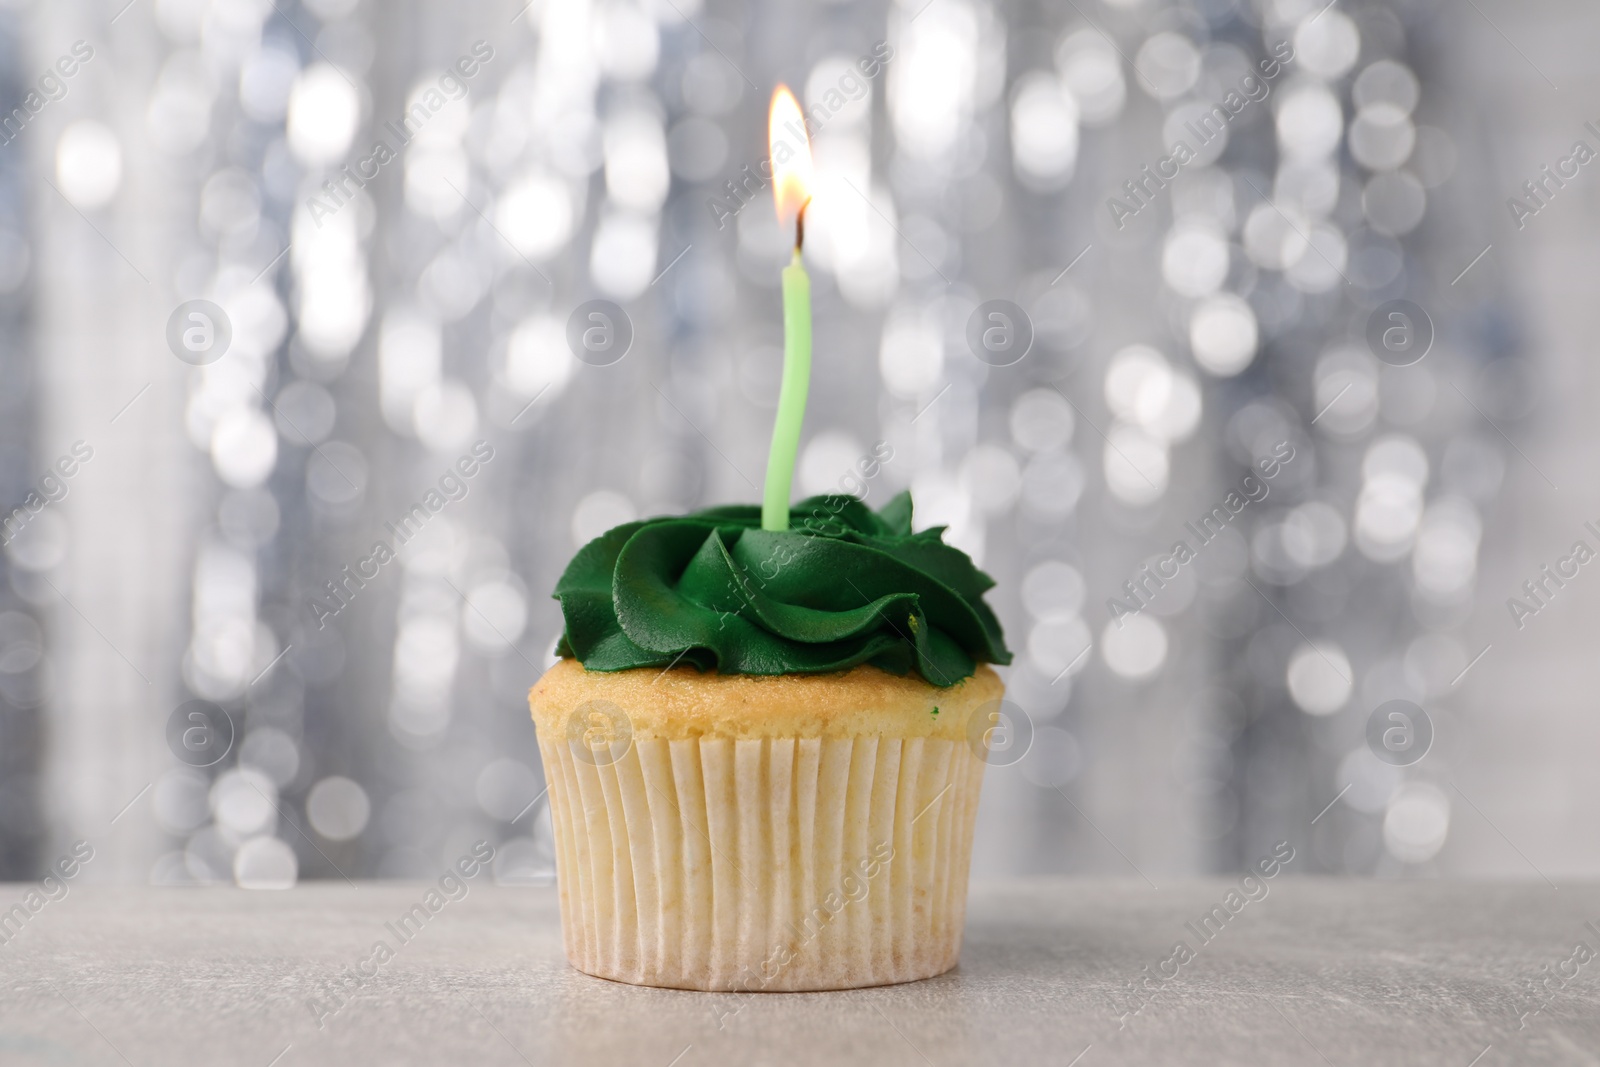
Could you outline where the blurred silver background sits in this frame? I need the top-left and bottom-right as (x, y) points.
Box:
(0, 0), (1587, 887)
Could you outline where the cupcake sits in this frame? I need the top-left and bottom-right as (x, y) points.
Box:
(529, 491), (1011, 991)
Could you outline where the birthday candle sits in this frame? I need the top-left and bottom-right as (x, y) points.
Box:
(762, 85), (814, 533)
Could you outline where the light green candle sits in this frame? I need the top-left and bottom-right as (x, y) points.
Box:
(763, 84), (815, 532)
(762, 247), (811, 531)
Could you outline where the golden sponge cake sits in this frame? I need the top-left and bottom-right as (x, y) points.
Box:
(530, 659), (1003, 741)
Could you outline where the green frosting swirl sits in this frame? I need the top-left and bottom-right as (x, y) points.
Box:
(553, 492), (1011, 687)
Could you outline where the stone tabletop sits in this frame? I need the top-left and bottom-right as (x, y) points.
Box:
(1, 880), (1596, 1066)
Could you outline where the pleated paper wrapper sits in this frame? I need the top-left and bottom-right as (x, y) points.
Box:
(535, 732), (987, 991)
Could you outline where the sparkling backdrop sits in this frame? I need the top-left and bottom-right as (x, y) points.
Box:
(0, 0), (1542, 886)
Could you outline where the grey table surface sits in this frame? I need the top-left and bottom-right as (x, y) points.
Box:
(1, 879), (1597, 1066)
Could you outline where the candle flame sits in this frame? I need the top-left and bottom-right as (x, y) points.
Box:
(768, 85), (813, 245)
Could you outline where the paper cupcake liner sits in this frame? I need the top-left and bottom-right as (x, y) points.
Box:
(536, 732), (987, 991)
